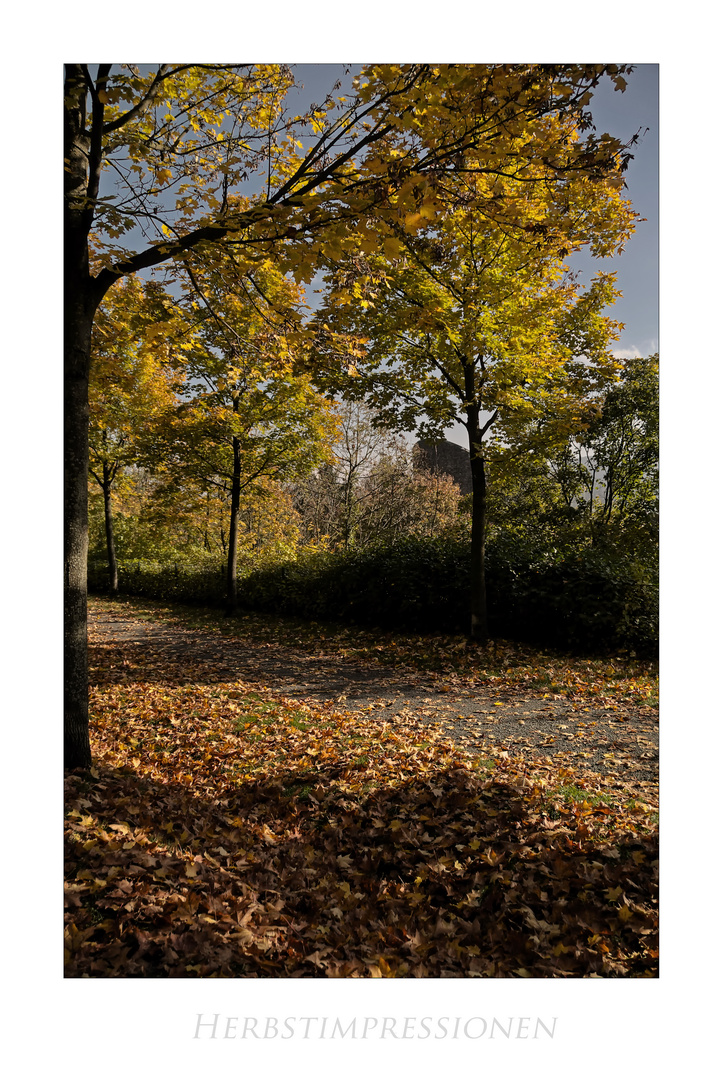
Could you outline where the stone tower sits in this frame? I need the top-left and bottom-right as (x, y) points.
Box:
(413, 439), (473, 496)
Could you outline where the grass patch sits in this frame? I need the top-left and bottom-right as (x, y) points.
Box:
(554, 784), (615, 807)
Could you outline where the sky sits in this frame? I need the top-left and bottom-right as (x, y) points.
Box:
(564, 64), (659, 360)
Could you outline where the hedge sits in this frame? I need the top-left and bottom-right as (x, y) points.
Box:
(88, 538), (657, 656)
(88, 559), (228, 607)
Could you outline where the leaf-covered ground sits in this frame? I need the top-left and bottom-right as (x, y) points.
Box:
(90, 597), (659, 782)
(65, 599), (658, 977)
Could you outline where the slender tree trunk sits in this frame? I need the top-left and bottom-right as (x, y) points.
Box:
(203, 493), (211, 551)
(466, 409), (489, 641)
(342, 479), (353, 549)
(226, 429), (242, 614)
(102, 461), (119, 595)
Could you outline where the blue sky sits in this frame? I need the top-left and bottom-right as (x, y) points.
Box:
(565, 64), (658, 360)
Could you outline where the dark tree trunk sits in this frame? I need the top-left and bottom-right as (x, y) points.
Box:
(61, 62), (246, 768)
(203, 493), (211, 552)
(64, 64), (106, 770)
(466, 406), (489, 641)
(102, 461), (119, 595)
(65, 294), (95, 770)
(225, 429), (242, 615)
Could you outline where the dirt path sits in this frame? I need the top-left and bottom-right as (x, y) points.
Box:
(89, 600), (658, 792)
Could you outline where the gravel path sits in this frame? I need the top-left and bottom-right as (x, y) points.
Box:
(89, 602), (658, 791)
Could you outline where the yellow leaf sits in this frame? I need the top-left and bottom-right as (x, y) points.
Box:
(358, 232), (378, 254)
(404, 212), (424, 232)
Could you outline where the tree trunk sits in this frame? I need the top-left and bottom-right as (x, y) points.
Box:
(65, 295), (95, 770)
(225, 430), (242, 614)
(64, 65), (106, 770)
(102, 461), (119, 595)
(466, 410), (489, 641)
(203, 493), (211, 551)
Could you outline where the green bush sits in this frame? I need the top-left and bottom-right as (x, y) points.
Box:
(240, 538), (471, 631)
(486, 546), (658, 655)
(88, 558), (227, 606)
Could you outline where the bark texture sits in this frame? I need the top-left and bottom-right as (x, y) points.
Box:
(65, 299), (94, 769)
(467, 423), (489, 641)
(64, 65), (104, 769)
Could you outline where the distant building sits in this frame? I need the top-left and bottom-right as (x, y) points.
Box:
(413, 439), (473, 495)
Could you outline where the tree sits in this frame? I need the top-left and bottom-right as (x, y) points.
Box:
(154, 257), (336, 612)
(292, 402), (461, 548)
(65, 64), (293, 766)
(132, 472), (302, 566)
(89, 278), (183, 593)
(549, 353), (659, 559)
(65, 62), (635, 766)
(311, 118), (635, 637)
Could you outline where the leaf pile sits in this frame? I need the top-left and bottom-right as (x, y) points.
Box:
(66, 636), (658, 977)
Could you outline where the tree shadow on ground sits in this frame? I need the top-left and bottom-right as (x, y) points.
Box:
(65, 750), (658, 978)
(89, 629), (423, 697)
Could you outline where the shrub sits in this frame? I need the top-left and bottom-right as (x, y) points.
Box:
(88, 558), (227, 606)
(240, 537), (471, 631)
(486, 547), (658, 655)
(89, 537), (657, 656)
